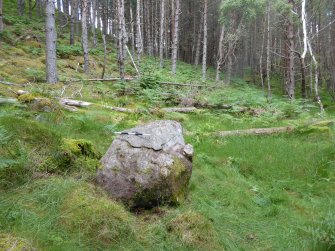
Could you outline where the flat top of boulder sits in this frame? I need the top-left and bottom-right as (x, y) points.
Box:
(119, 120), (185, 151)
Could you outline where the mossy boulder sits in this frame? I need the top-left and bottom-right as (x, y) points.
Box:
(98, 120), (193, 208)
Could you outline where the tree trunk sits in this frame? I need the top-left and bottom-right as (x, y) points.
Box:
(171, 0), (180, 75)
(159, 0), (165, 68)
(81, 0), (89, 74)
(202, 0), (208, 81)
(136, 0), (142, 65)
(194, 13), (203, 66)
(266, 1), (272, 100)
(91, 0), (97, 48)
(70, 0), (77, 45)
(215, 25), (225, 83)
(28, 0), (32, 18)
(130, 5), (135, 56)
(101, 34), (107, 79)
(17, 0), (25, 16)
(117, 0), (126, 80)
(45, 0), (58, 84)
(0, 0), (3, 32)
(287, 0), (295, 99)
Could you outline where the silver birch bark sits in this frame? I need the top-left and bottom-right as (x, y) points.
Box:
(171, 0), (180, 75)
(202, 0), (208, 81)
(215, 25), (225, 83)
(159, 0), (165, 68)
(136, 0), (142, 64)
(0, 0), (3, 32)
(45, 0), (58, 84)
(81, 0), (89, 74)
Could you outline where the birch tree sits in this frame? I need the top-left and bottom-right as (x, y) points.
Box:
(136, 0), (142, 64)
(216, 25), (225, 82)
(45, 0), (58, 84)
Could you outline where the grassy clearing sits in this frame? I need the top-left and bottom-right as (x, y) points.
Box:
(1, 0), (335, 250)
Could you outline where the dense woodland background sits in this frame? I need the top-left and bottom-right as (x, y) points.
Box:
(0, 0), (335, 250)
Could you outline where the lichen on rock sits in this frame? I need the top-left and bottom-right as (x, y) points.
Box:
(97, 120), (193, 208)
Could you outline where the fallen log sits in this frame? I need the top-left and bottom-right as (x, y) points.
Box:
(63, 77), (135, 83)
(159, 82), (220, 88)
(0, 80), (16, 86)
(161, 107), (197, 113)
(0, 97), (18, 104)
(216, 126), (295, 137)
(101, 105), (135, 113)
(59, 98), (91, 108)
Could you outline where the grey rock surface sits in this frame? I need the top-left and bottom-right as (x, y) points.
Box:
(97, 120), (193, 208)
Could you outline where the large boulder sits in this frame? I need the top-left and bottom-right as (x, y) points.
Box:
(97, 120), (193, 208)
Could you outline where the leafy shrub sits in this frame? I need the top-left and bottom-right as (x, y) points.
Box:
(56, 44), (83, 59)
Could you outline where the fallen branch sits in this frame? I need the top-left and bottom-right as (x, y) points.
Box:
(216, 126), (295, 137)
(59, 98), (91, 108)
(0, 80), (16, 86)
(161, 107), (197, 113)
(63, 77), (136, 83)
(215, 120), (333, 137)
(101, 105), (135, 113)
(160, 82), (220, 88)
(0, 97), (18, 104)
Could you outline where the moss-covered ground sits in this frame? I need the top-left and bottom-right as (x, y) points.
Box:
(1, 0), (335, 250)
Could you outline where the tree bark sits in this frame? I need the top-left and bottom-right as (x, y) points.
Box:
(91, 0), (97, 47)
(159, 0), (165, 68)
(136, 0), (142, 65)
(0, 0), (3, 32)
(287, 0), (295, 99)
(215, 25), (225, 83)
(70, 0), (78, 45)
(17, 0), (25, 16)
(171, 0), (180, 75)
(45, 0), (58, 84)
(202, 0), (208, 81)
(117, 0), (126, 80)
(266, 1), (272, 100)
(81, 0), (89, 74)
(194, 13), (203, 66)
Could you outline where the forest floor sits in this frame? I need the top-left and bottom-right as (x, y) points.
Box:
(1, 2), (335, 250)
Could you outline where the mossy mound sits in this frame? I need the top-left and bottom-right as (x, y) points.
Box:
(167, 211), (219, 250)
(59, 183), (135, 248)
(0, 234), (36, 251)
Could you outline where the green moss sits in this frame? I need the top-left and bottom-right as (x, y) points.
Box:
(169, 158), (190, 205)
(61, 138), (101, 159)
(17, 93), (36, 103)
(0, 234), (36, 251)
(167, 211), (220, 250)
